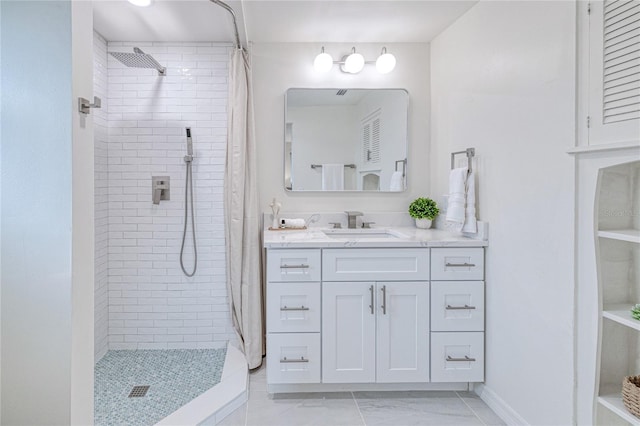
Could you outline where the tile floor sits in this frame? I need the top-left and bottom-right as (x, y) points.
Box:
(219, 364), (505, 426)
(94, 348), (226, 426)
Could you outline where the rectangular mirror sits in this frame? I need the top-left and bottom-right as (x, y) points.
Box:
(284, 88), (408, 192)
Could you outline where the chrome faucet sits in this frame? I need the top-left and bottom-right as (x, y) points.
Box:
(345, 211), (363, 229)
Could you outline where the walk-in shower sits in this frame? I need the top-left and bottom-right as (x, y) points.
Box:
(93, 0), (247, 423)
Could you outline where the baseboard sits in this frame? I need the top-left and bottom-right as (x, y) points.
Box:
(474, 383), (529, 426)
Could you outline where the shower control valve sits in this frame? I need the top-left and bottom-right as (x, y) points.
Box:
(152, 176), (170, 205)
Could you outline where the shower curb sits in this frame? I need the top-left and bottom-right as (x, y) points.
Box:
(155, 343), (248, 426)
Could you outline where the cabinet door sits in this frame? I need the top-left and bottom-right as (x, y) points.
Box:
(322, 282), (376, 383)
(376, 282), (430, 383)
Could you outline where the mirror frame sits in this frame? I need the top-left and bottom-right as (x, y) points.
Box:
(283, 87), (409, 193)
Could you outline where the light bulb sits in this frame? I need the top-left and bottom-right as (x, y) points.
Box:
(344, 52), (365, 74)
(128, 0), (151, 6)
(314, 48), (333, 72)
(376, 48), (396, 74)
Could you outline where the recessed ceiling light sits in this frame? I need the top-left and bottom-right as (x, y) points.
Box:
(128, 0), (152, 7)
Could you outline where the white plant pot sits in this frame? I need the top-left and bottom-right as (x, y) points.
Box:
(415, 218), (432, 229)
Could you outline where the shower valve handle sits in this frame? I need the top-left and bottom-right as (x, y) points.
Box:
(78, 96), (102, 115)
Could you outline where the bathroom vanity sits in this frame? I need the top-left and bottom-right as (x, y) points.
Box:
(263, 224), (487, 393)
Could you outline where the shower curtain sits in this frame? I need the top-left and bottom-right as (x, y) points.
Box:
(224, 47), (263, 369)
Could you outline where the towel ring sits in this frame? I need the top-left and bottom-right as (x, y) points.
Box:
(450, 148), (475, 173)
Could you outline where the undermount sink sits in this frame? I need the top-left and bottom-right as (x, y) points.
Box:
(322, 229), (406, 239)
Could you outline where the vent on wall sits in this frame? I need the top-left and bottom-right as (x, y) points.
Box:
(602, 0), (640, 124)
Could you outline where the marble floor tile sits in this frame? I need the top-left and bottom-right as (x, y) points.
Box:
(245, 393), (365, 426)
(354, 391), (483, 426)
(457, 391), (506, 426)
(229, 361), (505, 426)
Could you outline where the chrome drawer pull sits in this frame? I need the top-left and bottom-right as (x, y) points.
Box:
(280, 264), (310, 269)
(445, 262), (476, 267)
(381, 285), (387, 315)
(280, 356), (309, 363)
(446, 355), (476, 362)
(445, 304), (476, 310)
(369, 285), (375, 315)
(280, 306), (309, 311)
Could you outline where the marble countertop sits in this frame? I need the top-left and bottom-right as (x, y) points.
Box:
(263, 226), (488, 249)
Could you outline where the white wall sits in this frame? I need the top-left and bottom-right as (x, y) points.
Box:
(1, 1), (74, 423)
(70, 2), (95, 423)
(105, 42), (236, 350)
(94, 31), (109, 361)
(252, 42), (430, 213)
(288, 105), (357, 190)
(430, 1), (576, 424)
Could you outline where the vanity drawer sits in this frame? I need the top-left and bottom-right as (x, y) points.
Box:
(267, 333), (321, 384)
(431, 281), (484, 332)
(431, 248), (484, 281)
(323, 248), (429, 282)
(430, 332), (484, 383)
(267, 249), (321, 282)
(267, 282), (320, 333)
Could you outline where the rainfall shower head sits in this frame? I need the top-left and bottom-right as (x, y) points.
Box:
(109, 47), (166, 76)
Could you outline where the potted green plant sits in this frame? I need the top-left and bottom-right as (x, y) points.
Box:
(408, 197), (440, 229)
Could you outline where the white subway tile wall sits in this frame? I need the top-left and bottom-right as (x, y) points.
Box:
(101, 40), (235, 351)
(94, 31), (109, 361)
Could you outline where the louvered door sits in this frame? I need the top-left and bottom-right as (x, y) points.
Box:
(588, 0), (640, 145)
(361, 110), (381, 165)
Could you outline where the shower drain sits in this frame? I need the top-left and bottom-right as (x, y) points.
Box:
(128, 385), (150, 398)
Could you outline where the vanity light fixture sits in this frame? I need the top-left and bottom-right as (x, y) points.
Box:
(128, 0), (152, 6)
(313, 47), (334, 73)
(343, 47), (365, 74)
(313, 46), (397, 74)
(375, 47), (397, 74)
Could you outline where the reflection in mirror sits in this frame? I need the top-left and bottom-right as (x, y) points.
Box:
(284, 88), (408, 192)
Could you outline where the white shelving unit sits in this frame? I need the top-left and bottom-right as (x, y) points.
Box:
(599, 230), (640, 244)
(599, 393), (640, 426)
(595, 160), (640, 426)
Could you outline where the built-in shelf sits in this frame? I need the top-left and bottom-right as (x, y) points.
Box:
(567, 140), (640, 154)
(598, 229), (640, 244)
(603, 304), (640, 331)
(598, 393), (640, 426)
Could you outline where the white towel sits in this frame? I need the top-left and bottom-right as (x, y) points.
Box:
(322, 164), (344, 190)
(462, 171), (477, 233)
(280, 218), (306, 228)
(446, 167), (467, 226)
(389, 171), (404, 191)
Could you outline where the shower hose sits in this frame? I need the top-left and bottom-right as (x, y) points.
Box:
(180, 160), (197, 277)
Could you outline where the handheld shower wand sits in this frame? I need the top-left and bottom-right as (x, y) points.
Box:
(180, 127), (197, 277)
(185, 127), (193, 157)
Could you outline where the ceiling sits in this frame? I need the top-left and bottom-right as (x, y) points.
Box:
(93, 0), (478, 45)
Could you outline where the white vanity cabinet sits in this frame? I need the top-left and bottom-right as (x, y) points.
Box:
(429, 248), (485, 383)
(322, 281), (430, 384)
(265, 242), (486, 391)
(321, 248), (430, 383)
(266, 249), (322, 384)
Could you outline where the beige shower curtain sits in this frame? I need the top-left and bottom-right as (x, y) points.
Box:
(224, 47), (263, 369)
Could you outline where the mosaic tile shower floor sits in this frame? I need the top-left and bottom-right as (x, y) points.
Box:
(95, 348), (227, 426)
